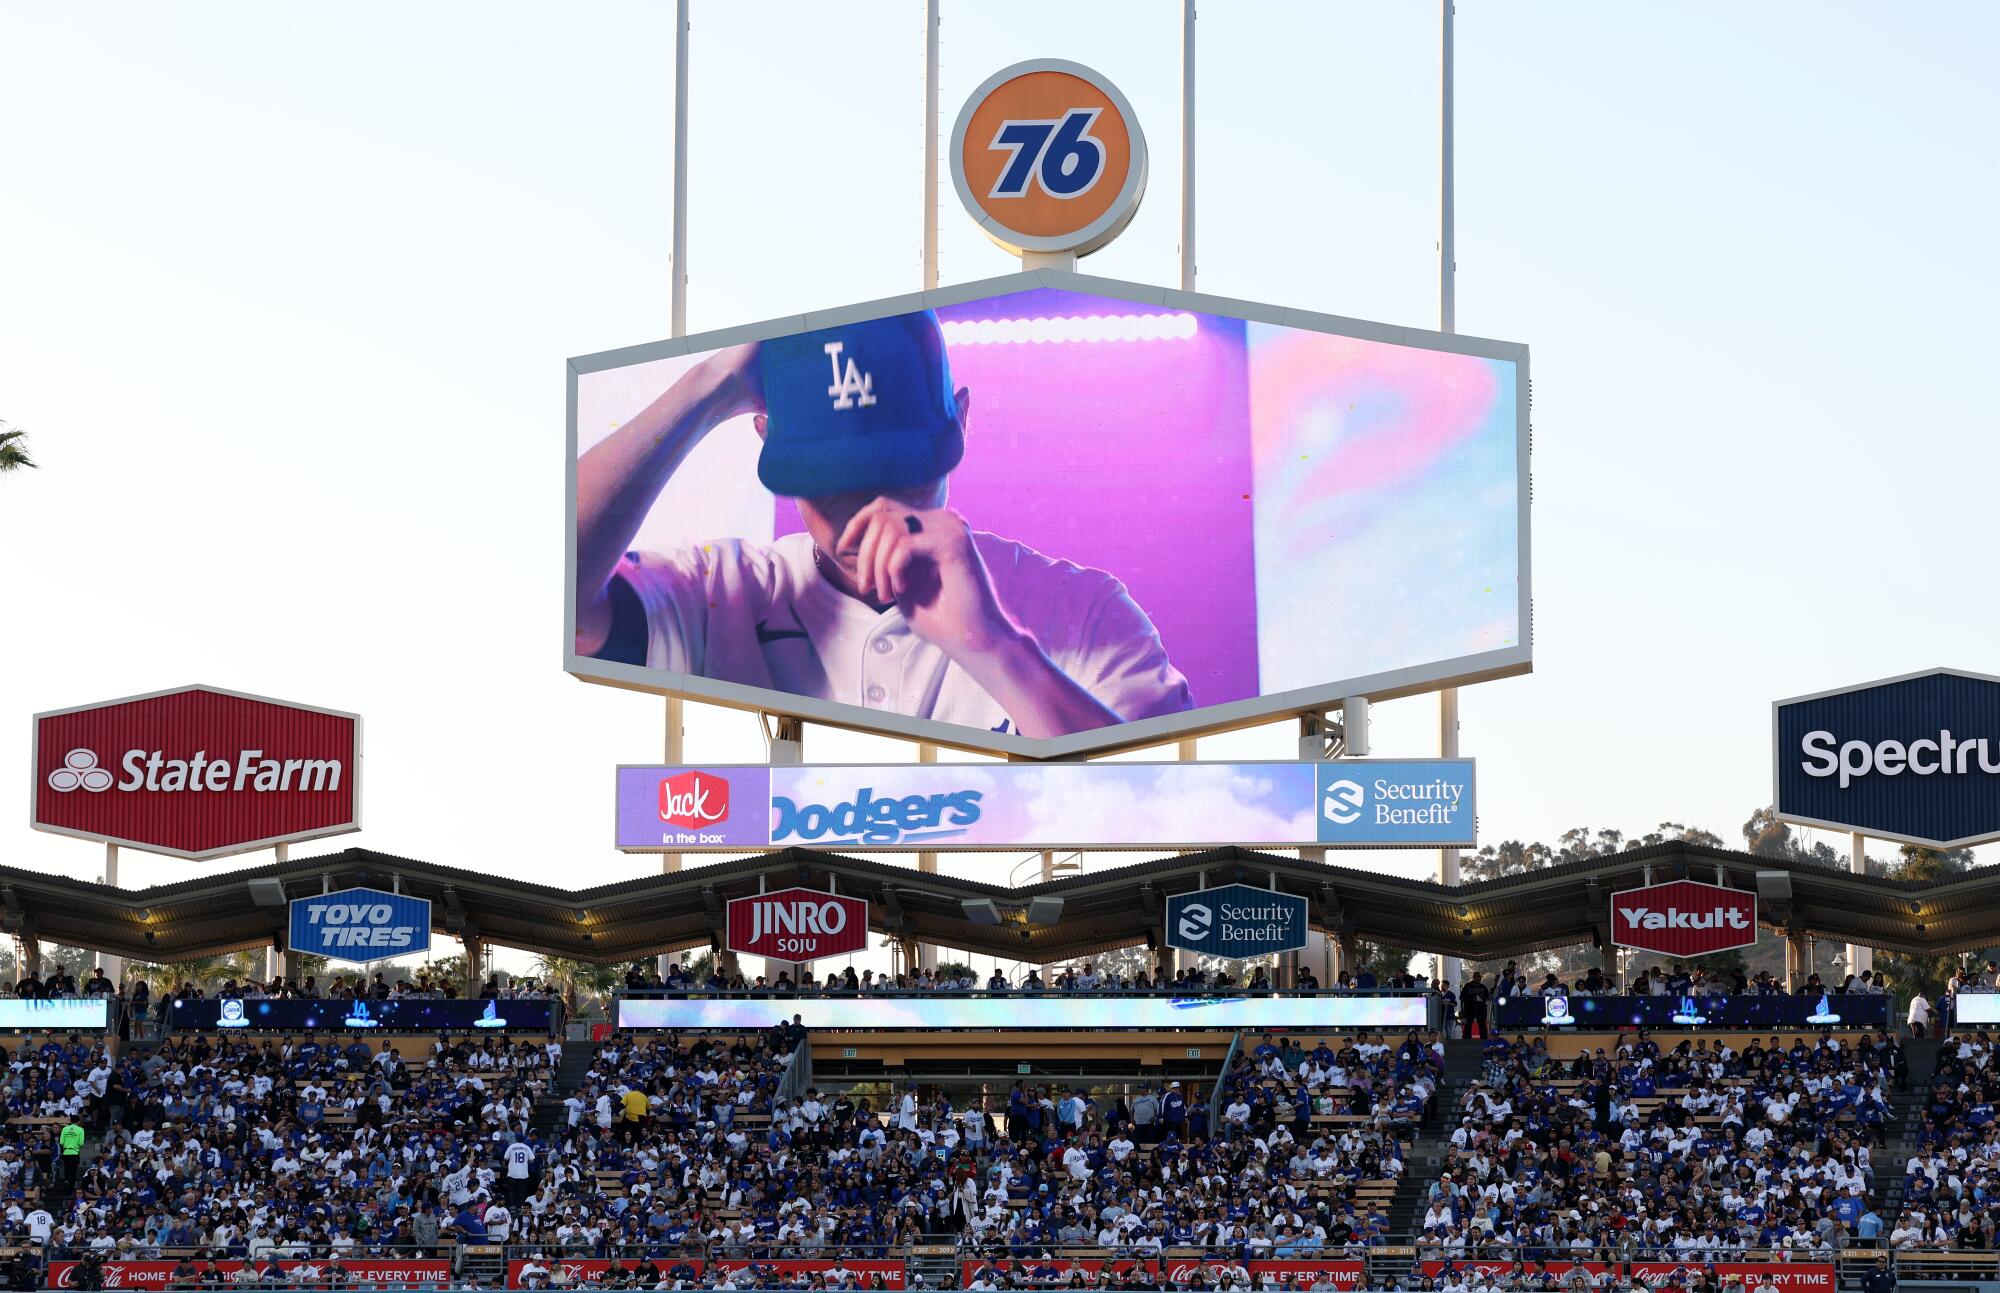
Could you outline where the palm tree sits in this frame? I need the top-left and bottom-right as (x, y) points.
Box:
(532, 955), (622, 1020)
(0, 424), (35, 474)
(128, 952), (263, 996)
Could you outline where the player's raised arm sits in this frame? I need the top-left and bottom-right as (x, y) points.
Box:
(574, 343), (761, 655)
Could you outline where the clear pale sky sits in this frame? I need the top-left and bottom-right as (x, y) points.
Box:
(3, 2), (1996, 941)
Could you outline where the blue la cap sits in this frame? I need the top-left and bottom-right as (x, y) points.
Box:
(757, 309), (963, 498)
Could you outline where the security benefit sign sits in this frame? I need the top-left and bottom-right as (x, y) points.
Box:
(726, 888), (868, 963)
(1316, 760), (1476, 847)
(1165, 884), (1309, 959)
(1610, 879), (1758, 958)
(289, 887), (431, 964)
(1775, 668), (2000, 849)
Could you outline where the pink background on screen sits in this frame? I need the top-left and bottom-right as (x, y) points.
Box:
(775, 288), (1259, 709)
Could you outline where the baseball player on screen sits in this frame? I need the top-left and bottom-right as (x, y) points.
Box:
(574, 309), (1191, 738)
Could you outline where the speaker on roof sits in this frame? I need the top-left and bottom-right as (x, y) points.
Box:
(960, 899), (1001, 925)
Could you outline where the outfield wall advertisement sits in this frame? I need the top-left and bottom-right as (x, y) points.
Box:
(616, 759), (1474, 852)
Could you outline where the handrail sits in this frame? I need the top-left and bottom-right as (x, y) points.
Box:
(776, 1031), (815, 1102)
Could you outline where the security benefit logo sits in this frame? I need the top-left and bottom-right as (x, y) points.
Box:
(1315, 762), (1475, 846)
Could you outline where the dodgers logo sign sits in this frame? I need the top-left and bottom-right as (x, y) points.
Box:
(1165, 884), (1308, 959)
(1775, 668), (2000, 849)
(289, 887), (431, 964)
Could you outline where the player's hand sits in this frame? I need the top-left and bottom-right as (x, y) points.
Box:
(835, 499), (1019, 657)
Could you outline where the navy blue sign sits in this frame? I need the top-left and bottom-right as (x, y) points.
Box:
(1775, 669), (2000, 848)
(169, 997), (552, 1032)
(1165, 883), (1308, 958)
(1494, 992), (1891, 1032)
(288, 886), (432, 964)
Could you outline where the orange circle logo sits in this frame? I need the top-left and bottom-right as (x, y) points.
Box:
(949, 59), (1148, 258)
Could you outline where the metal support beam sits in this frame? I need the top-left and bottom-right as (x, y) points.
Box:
(1846, 832), (1873, 979)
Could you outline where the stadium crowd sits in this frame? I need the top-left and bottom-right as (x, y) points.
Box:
(1421, 1031), (1900, 1264)
(7, 950), (1999, 1289)
(0, 1028), (563, 1264)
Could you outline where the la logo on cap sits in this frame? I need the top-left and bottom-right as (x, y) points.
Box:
(950, 59), (1148, 258)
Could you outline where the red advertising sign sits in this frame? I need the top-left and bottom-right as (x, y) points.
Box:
(511, 1259), (903, 1289)
(964, 1258), (1152, 1284)
(659, 768), (730, 829)
(32, 685), (360, 860)
(710, 1259), (905, 1287)
(48, 1259), (450, 1288)
(1170, 1260), (1367, 1288)
(1610, 878), (1759, 958)
(726, 886), (869, 962)
(1424, 1262), (1611, 1283)
(1627, 1264), (1834, 1293)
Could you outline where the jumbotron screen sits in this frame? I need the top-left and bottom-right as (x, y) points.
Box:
(568, 278), (1528, 756)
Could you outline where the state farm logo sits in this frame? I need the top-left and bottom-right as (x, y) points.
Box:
(659, 770), (730, 828)
(47, 749), (113, 793)
(1610, 879), (1759, 958)
(45, 746), (342, 794)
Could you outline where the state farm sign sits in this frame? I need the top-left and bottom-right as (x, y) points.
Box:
(32, 685), (360, 860)
(727, 887), (868, 962)
(1612, 878), (1759, 958)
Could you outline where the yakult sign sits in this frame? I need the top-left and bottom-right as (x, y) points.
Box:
(32, 685), (360, 860)
(288, 887), (431, 964)
(1611, 879), (1758, 958)
(726, 887), (867, 962)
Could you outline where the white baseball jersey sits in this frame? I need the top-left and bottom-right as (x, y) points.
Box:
(614, 532), (1191, 734)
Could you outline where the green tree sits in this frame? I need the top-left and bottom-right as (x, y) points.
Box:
(0, 424), (35, 474)
(533, 955), (621, 1020)
(1876, 843), (1975, 1002)
(127, 952), (263, 995)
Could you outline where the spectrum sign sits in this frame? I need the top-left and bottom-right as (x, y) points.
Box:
(32, 685), (360, 860)
(1775, 668), (2000, 849)
(615, 759), (1474, 853)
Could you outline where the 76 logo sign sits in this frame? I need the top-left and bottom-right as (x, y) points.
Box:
(987, 108), (1105, 200)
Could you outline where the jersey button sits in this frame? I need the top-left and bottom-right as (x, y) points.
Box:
(864, 683), (887, 705)
(872, 637), (894, 655)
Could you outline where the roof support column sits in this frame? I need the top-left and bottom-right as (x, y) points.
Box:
(1784, 929), (1808, 994)
(462, 932), (484, 999)
(1845, 832), (1874, 980)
